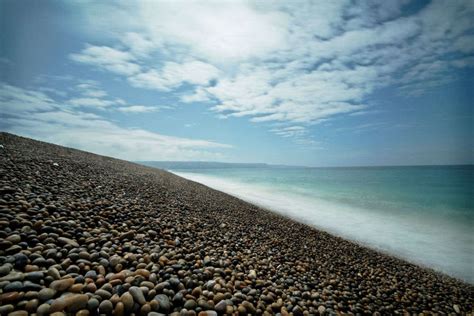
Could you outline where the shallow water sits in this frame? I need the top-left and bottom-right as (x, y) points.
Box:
(171, 165), (474, 283)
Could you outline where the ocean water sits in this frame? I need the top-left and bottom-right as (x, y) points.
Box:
(171, 165), (474, 283)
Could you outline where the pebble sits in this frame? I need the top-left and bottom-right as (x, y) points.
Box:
(214, 300), (227, 313)
(99, 299), (113, 314)
(36, 303), (50, 316)
(155, 294), (172, 313)
(0, 264), (12, 276)
(120, 292), (134, 312)
(129, 286), (146, 305)
(57, 237), (79, 248)
(38, 288), (56, 301)
(47, 267), (61, 280)
(50, 278), (74, 292)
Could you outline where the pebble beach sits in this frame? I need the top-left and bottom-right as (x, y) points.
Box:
(0, 132), (472, 315)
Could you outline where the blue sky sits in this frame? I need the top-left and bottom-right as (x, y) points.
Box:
(1, 0), (473, 166)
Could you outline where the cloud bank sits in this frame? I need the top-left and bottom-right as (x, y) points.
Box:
(70, 0), (474, 144)
(0, 83), (231, 161)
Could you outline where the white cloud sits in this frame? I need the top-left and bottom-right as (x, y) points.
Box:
(70, 45), (141, 75)
(1, 83), (231, 160)
(0, 83), (57, 114)
(120, 32), (156, 57)
(68, 97), (120, 108)
(71, 0), (474, 142)
(117, 105), (158, 113)
(76, 83), (108, 98)
(129, 60), (220, 91)
(138, 1), (289, 62)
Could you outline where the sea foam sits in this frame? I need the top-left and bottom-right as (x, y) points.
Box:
(173, 170), (473, 284)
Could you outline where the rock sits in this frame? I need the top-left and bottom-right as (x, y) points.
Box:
(119, 231), (135, 241)
(292, 305), (303, 315)
(242, 301), (256, 314)
(172, 292), (184, 305)
(213, 293), (225, 304)
(318, 305), (326, 314)
(47, 267), (61, 280)
(7, 311), (28, 316)
(6, 235), (21, 244)
(114, 301), (125, 316)
(99, 299), (114, 314)
(0, 264), (12, 276)
(25, 271), (43, 282)
(129, 286), (146, 305)
(84, 270), (97, 279)
(57, 237), (79, 247)
(198, 312), (217, 316)
(0, 292), (20, 303)
(49, 294), (88, 313)
(184, 299), (197, 310)
(50, 278), (74, 292)
(0, 305), (14, 315)
(87, 298), (99, 311)
(38, 288), (56, 301)
(453, 305), (461, 314)
(37, 303), (50, 316)
(95, 289), (112, 300)
(154, 294), (172, 313)
(215, 300), (227, 313)
(120, 292), (134, 312)
(0, 271), (24, 282)
(198, 299), (213, 310)
(4, 281), (23, 292)
(25, 299), (39, 313)
(14, 253), (28, 269)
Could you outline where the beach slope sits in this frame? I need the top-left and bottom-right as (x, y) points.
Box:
(0, 132), (472, 315)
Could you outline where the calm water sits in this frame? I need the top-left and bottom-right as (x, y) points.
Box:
(171, 165), (474, 283)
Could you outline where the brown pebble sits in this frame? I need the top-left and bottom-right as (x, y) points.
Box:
(50, 278), (74, 292)
(114, 301), (125, 316)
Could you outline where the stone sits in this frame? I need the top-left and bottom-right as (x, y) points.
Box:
(95, 289), (112, 300)
(37, 303), (51, 316)
(0, 264), (12, 276)
(99, 299), (113, 314)
(4, 281), (23, 292)
(155, 294), (172, 313)
(50, 278), (74, 292)
(87, 298), (99, 311)
(453, 305), (461, 314)
(49, 294), (88, 313)
(14, 253), (28, 269)
(6, 235), (21, 244)
(184, 299), (197, 310)
(318, 306), (326, 314)
(57, 237), (79, 247)
(215, 300), (227, 313)
(25, 271), (43, 282)
(0, 305), (14, 315)
(38, 288), (56, 301)
(47, 267), (61, 280)
(129, 286), (146, 305)
(0, 292), (20, 303)
(120, 292), (134, 312)
(198, 312), (217, 316)
(114, 302), (125, 316)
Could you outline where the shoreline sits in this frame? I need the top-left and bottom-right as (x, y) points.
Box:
(170, 170), (473, 285)
(1, 132), (473, 315)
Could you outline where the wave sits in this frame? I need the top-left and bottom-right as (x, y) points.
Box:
(172, 171), (474, 284)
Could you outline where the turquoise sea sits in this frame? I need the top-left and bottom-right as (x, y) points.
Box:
(170, 165), (473, 283)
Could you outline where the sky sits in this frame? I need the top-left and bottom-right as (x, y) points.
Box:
(0, 0), (473, 167)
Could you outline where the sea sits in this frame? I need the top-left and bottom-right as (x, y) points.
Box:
(144, 163), (474, 283)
